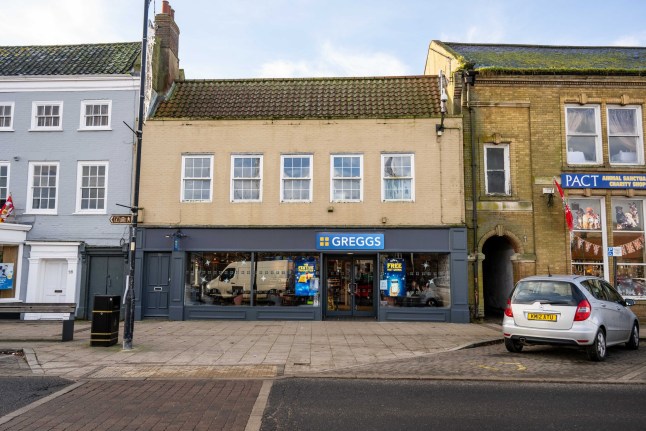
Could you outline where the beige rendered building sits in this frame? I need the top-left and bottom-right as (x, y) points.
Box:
(134, 76), (469, 322)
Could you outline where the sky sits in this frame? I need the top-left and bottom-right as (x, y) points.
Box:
(4, 0), (646, 79)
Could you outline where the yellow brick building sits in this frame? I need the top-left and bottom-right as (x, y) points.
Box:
(426, 41), (646, 319)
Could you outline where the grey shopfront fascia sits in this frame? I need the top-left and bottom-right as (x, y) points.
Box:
(133, 227), (470, 323)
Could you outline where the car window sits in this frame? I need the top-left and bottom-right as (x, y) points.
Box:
(512, 281), (577, 305)
(599, 280), (624, 303)
(581, 279), (607, 301)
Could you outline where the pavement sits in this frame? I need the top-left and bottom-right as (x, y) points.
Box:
(1, 319), (646, 430)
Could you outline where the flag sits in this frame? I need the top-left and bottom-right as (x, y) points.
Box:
(553, 178), (573, 231)
(0, 195), (14, 223)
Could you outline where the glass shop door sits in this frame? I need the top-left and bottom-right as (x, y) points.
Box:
(325, 255), (376, 318)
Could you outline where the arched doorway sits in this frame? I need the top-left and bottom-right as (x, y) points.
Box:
(482, 236), (515, 318)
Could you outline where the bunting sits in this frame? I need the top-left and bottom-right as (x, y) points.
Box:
(572, 235), (644, 256)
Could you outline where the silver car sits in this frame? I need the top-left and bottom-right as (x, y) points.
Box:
(502, 275), (639, 361)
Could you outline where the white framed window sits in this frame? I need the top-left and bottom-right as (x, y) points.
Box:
(79, 100), (111, 130)
(76, 162), (108, 213)
(565, 105), (601, 164)
(0, 102), (14, 131)
(27, 162), (59, 214)
(31, 101), (63, 131)
(0, 163), (9, 204)
(570, 198), (608, 280)
(331, 154), (363, 202)
(484, 144), (510, 195)
(281, 155), (313, 202)
(607, 105), (643, 165)
(181, 155), (213, 202)
(382, 154), (414, 201)
(231, 155), (262, 202)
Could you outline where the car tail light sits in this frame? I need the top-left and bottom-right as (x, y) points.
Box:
(504, 298), (513, 317)
(574, 299), (591, 321)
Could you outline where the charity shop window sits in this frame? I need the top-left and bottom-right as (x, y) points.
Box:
(0, 245), (19, 300)
(181, 155), (213, 202)
(281, 155), (313, 202)
(607, 105), (643, 165)
(484, 144), (510, 195)
(0, 163), (9, 206)
(570, 198), (606, 279)
(0, 102), (14, 131)
(231, 155), (262, 202)
(565, 105), (601, 165)
(331, 154), (362, 202)
(31, 101), (63, 131)
(382, 154), (414, 201)
(76, 162), (108, 213)
(612, 198), (645, 299)
(27, 162), (59, 214)
(80, 100), (111, 130)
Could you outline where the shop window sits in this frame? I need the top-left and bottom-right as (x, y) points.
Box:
(76, 162), (107, 213)
(185, 252), (319, 307)
(231, 155), (262, 202)
(31, 101), (63, 130)
(281, 155), (312, 202)
(570, 198), (606, 278)
(27, 162), (59, 214)
(181, 155), (213, 202)
(382, 154), (414, 201)
(565, 105), (601, 164)
(379, 253), (450, 308)
(483, 144), (510, 195)
(0, 245), (19, 300)
(0, 102), (14, 131)
(608, 106), (643, 165)
(331, 154), (362, 202)
(612, 198), (646, 298)
(80, 100), (111, 130)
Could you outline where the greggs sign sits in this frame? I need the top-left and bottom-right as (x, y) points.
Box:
(316, 233), (384, 250)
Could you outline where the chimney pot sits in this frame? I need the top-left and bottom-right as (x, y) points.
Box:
(162, 1), (171, 14)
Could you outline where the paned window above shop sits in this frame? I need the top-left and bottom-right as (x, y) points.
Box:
(281, 155), (312, 202)
(31, 101), (63, 130)
(484, 144), (510, 195)
(565, 104), (644, 166)
(0, 163), (8, 207)
(27, 162), (59, 214)
(76, 162), (107, 213)
(331, 154), (362, 202)
(80, 100), (111, 130)
(382, 154), (414, 201)
(0, 103), (14, 130)
(231, 155), (262, 202)
(182, 155), (213, 202)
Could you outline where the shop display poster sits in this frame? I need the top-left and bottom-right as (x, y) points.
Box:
(0, 263), (14, 290)
(295, 257), (317, 296)
(384, 258), (405, 297)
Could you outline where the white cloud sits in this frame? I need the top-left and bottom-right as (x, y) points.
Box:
(258, 42), (409, 78)
(613, 32), (646, 46)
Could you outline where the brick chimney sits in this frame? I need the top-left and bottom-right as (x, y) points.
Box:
(152, 1), (181, 94)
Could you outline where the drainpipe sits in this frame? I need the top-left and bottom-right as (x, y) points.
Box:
(465, 71), (479, 319)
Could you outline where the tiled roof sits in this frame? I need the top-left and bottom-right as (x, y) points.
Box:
(436, 41), (646, 75)
(0, 42), (141, 76)
(152, 76), (441, 120)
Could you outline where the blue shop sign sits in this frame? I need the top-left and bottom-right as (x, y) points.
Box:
(561, 173), (646, 189)
(316, 233), (384, 250)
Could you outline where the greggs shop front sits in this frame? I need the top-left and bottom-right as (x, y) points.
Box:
(134, 227), (470, 323)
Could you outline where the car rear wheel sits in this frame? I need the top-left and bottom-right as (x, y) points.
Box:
(504, 337), (523, 353)
(626, 323), (639, 350)
(586, 329), (607, 361)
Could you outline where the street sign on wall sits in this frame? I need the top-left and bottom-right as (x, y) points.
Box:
(109, 214), (133, 224)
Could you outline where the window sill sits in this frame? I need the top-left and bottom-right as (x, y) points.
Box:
(180, 200), (212, 204)
(28, 128), (63, 132)
(73, 211), (107, 215)
(77, 127), (112, 132)
(0, 129), (14, 132)
(24, 211), (57, 215)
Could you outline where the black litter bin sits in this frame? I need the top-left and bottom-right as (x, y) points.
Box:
(91, 295), (121, 347)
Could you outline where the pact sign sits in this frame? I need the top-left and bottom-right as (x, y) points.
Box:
(316, 233), (384, 250)
(561, 173), (646, 189)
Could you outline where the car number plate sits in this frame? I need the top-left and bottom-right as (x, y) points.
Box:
(527, 313), (557, 322)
